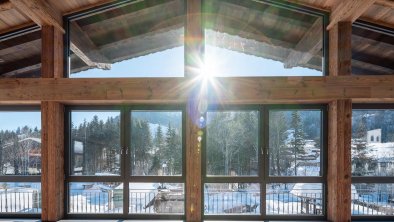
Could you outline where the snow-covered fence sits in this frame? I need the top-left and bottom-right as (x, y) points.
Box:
(267, 191), (322, 215)
(0, 189), (41, 213)
(266, 183), (323, 215)
(352, 185), (394, 215)
(69, 190), (122, 213)
(204, 190), (260, 214)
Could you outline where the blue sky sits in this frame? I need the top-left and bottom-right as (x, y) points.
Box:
(70, 43), (321, 78)
(0, 112), (41, 131)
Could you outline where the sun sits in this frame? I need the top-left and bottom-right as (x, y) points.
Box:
(198, 57), (218, 82)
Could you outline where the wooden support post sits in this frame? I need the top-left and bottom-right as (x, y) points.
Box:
(327, 22), (352, 222)
(40, 25), (65, 221)
(185, 1), (203, 221)
(186, 95), (203, 222)
(41, 101), (65, 221)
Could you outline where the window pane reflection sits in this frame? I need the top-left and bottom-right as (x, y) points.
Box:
(206, 111), (259, 176)
(204, 0), (324, 77)
(69, 0), (185, 77)
(70, 111), (121, 176)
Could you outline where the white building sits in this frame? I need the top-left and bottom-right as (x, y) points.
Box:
(367, 129), (381, 143)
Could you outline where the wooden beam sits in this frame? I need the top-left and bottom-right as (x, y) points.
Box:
(284, 18), (323, 68)
(0, 55), (41, 76)
(69, 22), (111, 70)
(327, 0), (377, 30)
(41, 101), (64, 222)
(9, 0), (64, 33)
(328, 99), (352, 222)
(98, 22), (184, 62)
(329, 22), (352, 77)
(41, 25), (63, 78)
(185, 0), (203, 78)
(40, 25), (64, 221)
(1, 76), (394, 103)
(186, 88), (203, 222)
(327, 22), (352, 221)
(1, 63), (41, 77)
(0, 0), (12, 11)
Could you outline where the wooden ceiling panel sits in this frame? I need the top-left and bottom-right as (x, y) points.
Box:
(47, 0), (114, 14)
(0, 8), (28, 30)
(363, 4), (394, 23)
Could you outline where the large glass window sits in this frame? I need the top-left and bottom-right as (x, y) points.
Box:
(67, 0), (185, 78)
(351, 106), (394, 217)
(70, 111), (121, 176)
(203, 0), (326, 77)
(352, 22), (394, 75)
(67, 106), (185, 218)
(206, 110), (259, 176)
(204, 108), (260, 217)
(203, 105), (326, 220)
(269, 110), (322, 177)
(267, 107), (325, 218)
(0, 109), (41, 215)
(131, 111), (183, 176)
(0, 27), (41, 78)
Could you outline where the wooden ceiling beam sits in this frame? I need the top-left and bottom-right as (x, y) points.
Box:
(69, 22), (111, 70)
(0, 54), (41, 75)
(0, 76), (394, 103)
(9, 0), (64, 33)
(327, 0), (377, 30)
(284, 18), (323, 69)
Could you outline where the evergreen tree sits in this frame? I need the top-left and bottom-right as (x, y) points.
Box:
(290, 111), (306, 176)
(352, 116), (377, 176)
(131, 119), (152, 175)
(150, 125), (164, 174)
(269, 111), (289, 176)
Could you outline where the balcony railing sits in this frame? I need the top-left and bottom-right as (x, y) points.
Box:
(266, 191), (322, 215)
(0, 190), (41, 213)
(69, 189), (184, 214)
(352, 189), (394, 215)
(69, 191), (122, 213)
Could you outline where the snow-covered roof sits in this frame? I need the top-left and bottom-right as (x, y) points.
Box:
(364, 142), (394, 160)
(18, 137), (41, 143)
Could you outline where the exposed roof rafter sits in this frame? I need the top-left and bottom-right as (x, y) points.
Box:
(284, 18), (323, 69)
(9, 0), (64, 33)
(69, 22), (111, 70)
(327, 0), (377, 30)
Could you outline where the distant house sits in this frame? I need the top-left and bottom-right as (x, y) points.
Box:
(19, 137), (41, 174)
(367, 129), (381, 143)
(1, 137), (42, 175)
